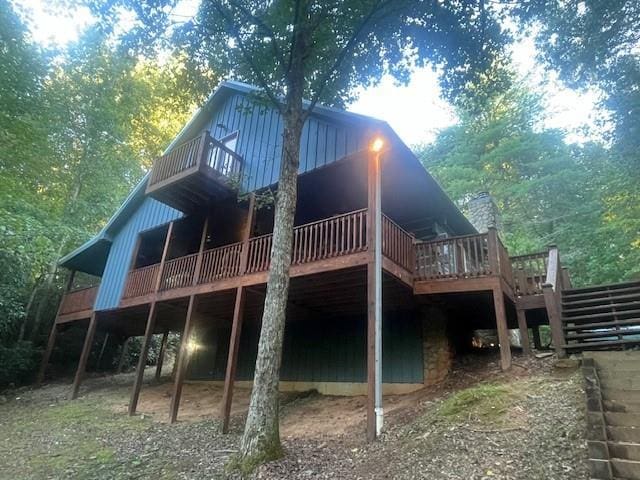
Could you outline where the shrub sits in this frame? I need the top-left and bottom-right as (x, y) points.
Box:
(0, 341), (39, 388)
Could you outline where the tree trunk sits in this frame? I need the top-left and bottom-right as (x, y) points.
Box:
(238, 75), (305, 468)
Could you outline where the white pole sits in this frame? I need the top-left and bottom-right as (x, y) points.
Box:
(374, 150), (383, 436)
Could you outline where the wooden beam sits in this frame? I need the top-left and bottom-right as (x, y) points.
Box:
(36, 323), (58, 385)
(117, 337), (131, 374)
(38, 270), (76, 385)
(492, 287), (512, 371)
(169, 295), (197, 423)
(155, 330), (169, 381)
(543, 284), (566, 358)
(128, 302), (158, 415)
(221, 195), (254, 433)
(516, 309), (532, 356)
(70, 313), (98, 400)
(414, 276), (500, 295)
(221, 286), (247, 433)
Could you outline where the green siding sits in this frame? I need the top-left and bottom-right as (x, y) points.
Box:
(187, 310), (424, 384)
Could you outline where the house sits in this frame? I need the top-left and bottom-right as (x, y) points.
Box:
(38, 80), (575, 440)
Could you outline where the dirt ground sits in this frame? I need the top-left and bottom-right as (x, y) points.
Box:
(0, 352), (589, 479)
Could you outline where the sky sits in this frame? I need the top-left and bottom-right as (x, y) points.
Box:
(15, 0), (601, 146)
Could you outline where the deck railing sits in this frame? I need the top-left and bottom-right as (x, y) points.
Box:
(160, 253), (199, 291)
(415, 233), (490, 280)
(59, 285), (99, 315)
(123, 263), (160, 299)
(199, 242), (243, 282)
(510, 251), (548, 295)
(382, 214), (414, 271)
(147, 131), (243, 189)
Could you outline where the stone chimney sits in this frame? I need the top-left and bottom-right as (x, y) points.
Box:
(467, 192), (501, 233)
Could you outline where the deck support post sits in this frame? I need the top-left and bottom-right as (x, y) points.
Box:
(36, 322), (58, 385)
(169, 295), (198, 423)
(70, 312), (98, 399)
(155, 330), (169, 381)
(117, 337), (131, 373)
(366, 144), (383, 442)
(516, 309), (531, 356)
(492, 287), (512, 371)
(37, 270), (76, 386)
(221, 286), (247, 433)
(220, 194), (255, 433)
(543, 284), (566, 358)
(128, 302), (158, 415)
(531, 325), (543, 350)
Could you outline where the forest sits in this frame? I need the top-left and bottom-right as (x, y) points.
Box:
(0, 0), (638, 393)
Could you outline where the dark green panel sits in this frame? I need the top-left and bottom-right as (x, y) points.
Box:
(187, 310), (424, 384)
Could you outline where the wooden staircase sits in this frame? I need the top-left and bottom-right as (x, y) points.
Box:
(585, 352), (640, 480)
(562, 280), (640, 353)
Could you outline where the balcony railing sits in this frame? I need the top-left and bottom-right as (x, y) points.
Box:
(59, 285), (99, 315)
(147, 131), (243, 190)
(122, 209), (534, 302)
(510, 251), (548, 296)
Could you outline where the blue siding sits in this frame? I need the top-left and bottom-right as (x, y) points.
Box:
(95, 198), (182, 311)
(207, 94), (369, 192)
(188, 311), (424, 384)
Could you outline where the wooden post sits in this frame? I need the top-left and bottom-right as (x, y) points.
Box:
(220, 195), (255, 433)
(128, 303), (158, 415)
(155, 330), (169, 381)
(37, 270), (76, 386)
(169, 295), (197, 423)
(70, 313), (98, 400)
(516, 309), (531, 356)
(543, 284), (566, 358)
(487, 227), (499, 275)
(117, 337), (131, 374)
(128, 220), (174, 414)
(492, 287), (512, 371)
(531, 325), (543, 350)
(36, 323), (58, 385)
(96, 333), (110, 370)
(221, 286), (247, 433)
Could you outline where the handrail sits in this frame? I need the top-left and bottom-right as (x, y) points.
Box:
(59, 285), (99, 315)
(382, 214), (414, 271)
(545, 246), (560, 291)
(414, 232), (490, 280)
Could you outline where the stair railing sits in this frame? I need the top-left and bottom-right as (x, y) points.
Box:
(542, 245), (567, 357)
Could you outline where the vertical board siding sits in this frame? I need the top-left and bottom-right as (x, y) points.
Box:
(94, 198), (182, 311)
(187, 311), (424, 384)
(207, 94), (369, 192)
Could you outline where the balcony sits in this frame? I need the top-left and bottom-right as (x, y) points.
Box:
(146, 131), (243, 212)
(58, 285), (99, 322)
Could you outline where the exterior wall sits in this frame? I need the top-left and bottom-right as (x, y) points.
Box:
(206, 93), (370, 192)
(94, 198), (183, 311)
(187, 310), (424, 385)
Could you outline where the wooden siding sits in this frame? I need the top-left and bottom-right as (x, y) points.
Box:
(94, 198), (183, 311)
(207, 94), (370, 192)
(187, 311), (424, 384)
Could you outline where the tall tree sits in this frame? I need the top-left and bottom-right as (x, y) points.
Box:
(82, 0), (508, 468)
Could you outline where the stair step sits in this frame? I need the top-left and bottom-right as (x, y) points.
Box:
(563, 301), (640, 314)
(565, 280), (640, 295)
(610, 427), (640, 444)
(605, 412), (640, 427)
(603, 390), (640, 405)
(565, 318), (640, 331)
(612, 458), (640, 480)
(563, 309), (640, 323)
(566, 329), (640, 341)
(565, 339), (640, 351)
(602, 379), (640, 392)
(564, 292), (640, 308)
(610, 442), (640, 461)
(604, 400), (640, 414)
(564, 285), (640, 300)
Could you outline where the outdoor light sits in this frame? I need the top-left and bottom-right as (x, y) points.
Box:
(370, 136), (385, 153)
(187, 339), (200, 353)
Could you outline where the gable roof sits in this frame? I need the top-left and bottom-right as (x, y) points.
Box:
(60, 80), (474, 275)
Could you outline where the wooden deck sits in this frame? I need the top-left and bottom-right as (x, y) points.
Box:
(145, 131), (244, 212)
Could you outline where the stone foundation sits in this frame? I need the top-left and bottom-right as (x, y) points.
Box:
(421, 306), (453, 386)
